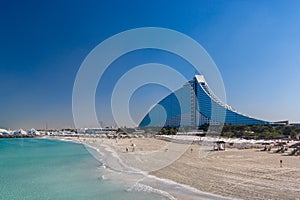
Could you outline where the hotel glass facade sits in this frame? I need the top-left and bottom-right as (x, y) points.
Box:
(139, 75), (271, 128)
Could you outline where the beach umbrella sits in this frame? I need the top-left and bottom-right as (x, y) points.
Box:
(290, 142), (300, 148)
(275, 142), (287, 147)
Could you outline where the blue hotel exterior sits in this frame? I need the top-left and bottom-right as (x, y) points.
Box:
(139, 75), (271, 128)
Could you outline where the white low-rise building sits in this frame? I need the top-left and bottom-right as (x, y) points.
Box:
(13, 129), (27, 136)
(27, 129), (41, 136)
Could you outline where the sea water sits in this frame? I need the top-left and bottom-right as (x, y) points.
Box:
(0, 138), (166, 200)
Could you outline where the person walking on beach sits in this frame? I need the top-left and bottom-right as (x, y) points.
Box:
(131, 143), (136, 152)
(280, 159), (283, 168)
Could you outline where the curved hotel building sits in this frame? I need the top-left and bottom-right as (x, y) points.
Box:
(139, 75), (272, 129)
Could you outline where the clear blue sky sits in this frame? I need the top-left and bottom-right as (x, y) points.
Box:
(1, 0), (300, 129)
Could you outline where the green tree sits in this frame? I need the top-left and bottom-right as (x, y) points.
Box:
(290, 130), (297, 139)
(281, 126), (292, 136)
(169, 127), (175, 135)
(223, 131), (234, 138)
(199, 123), (209, 132)
(161, 128), (167, 135)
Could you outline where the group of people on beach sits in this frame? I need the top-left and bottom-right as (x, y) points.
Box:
(125, 142), (136, 152)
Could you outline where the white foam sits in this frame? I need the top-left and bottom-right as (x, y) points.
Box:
(127, 182), (176, 200)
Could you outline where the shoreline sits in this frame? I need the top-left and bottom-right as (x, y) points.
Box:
(42, 136), (300, 200)
(46, 136), (232, 200)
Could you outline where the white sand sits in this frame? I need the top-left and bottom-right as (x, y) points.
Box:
(54, 136), (300, 200)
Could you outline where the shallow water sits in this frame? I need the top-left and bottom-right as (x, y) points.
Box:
(0, 138), (166, 200)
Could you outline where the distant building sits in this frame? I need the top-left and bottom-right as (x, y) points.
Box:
(140, 75), (276, 129)
(290, 123), (300, 128)
(77, 128), (117, 134)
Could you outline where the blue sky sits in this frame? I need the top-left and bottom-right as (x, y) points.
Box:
(1, 0), (300, 129)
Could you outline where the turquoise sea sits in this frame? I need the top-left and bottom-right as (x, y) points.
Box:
(0, 138), (166, 200)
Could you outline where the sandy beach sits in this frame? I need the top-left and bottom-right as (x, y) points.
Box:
(57, 136), (300, 200)
(151, 144), (300, 200)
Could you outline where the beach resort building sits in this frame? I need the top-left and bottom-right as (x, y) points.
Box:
(139, 75), (274, 129)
